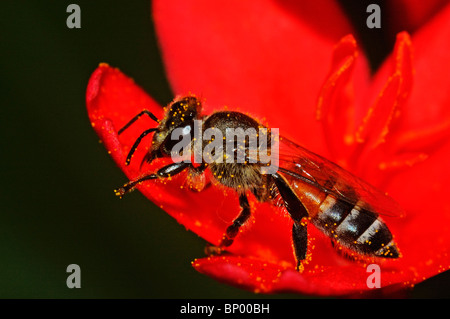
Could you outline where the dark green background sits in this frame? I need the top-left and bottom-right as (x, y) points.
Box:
(1, 1), (448, 298)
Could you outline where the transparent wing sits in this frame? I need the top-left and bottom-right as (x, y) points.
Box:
(276, 136), (405, 217)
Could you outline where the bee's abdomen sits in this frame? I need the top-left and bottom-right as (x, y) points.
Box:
(312, 195), (399, 258)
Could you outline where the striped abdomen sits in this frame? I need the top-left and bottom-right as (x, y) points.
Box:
(288, 178), (400, 258)
(314, 195), (399, 258)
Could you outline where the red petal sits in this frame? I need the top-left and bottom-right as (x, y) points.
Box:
(355, 32), (412, 151)
(387, 0), (449, 36)
(399, 4), (450, 130)
(193, 256), (287, 294)
(361, 5), (450, 161)
(153, 0), (354, 154)
(341, 5), (450, 291)
(193, 250), (412, 296)
(377, 11), (450, 278)
(315, 34), (370, 165)
(383, 140), (450, 285)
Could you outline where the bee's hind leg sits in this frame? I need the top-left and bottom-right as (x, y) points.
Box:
(272, 173), (309, 271)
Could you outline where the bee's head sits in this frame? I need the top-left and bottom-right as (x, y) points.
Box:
(150, 95), (202, 158)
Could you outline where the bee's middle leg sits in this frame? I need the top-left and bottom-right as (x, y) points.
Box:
(205, 193), (251, 255)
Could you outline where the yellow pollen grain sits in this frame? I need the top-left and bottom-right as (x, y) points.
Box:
(344, 134), (354, 145)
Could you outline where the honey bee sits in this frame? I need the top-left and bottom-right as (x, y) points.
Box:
(115, 95), (401, 270)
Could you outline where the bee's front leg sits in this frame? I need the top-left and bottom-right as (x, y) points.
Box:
(115, 161), (191, 198)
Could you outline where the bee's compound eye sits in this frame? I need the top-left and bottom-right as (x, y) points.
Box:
(181, 125), (191, 135)
(163, 123), (194, 153)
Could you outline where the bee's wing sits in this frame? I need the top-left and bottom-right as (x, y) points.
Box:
(276, 136), (405, 218)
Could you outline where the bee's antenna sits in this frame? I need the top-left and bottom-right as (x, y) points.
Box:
(118, 110), (159, 135)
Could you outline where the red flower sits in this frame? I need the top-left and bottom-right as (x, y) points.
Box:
(86, 1), (450, 296)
